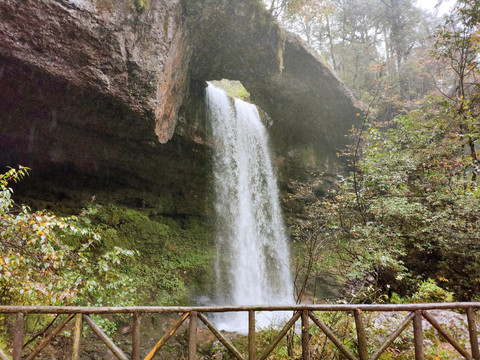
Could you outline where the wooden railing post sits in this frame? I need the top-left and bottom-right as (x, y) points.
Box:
(248, 310), (256, 360)
(132, 312), (141, 360)
(26, 314), (75, 360)
(301, 310), (310, 360)
(259, 312), (301, 360)
(145, 312), (190, 360)
(369, 312), (414, 360)
(467, 308), (480, 360)
(308, 312), (357, 360)
(354, 309), (368, 360)
(83, 315), (129, 360)
(72, 314), (82, 360)
(413, 310), (424, 360)
(12, 312), (24, 360)
(189, 311), (197, 360)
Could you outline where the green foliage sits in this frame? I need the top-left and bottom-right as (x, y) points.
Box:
(0, 167), (135, 307)
(0, 166), (138, 350)
(388, 278), (454, 304)
(131, 0), (148, 12)
(0, 165), (214, 312)
(81, 204), (215, 305)
(210, 80), (251, 101)
(327, 101), (480, 301)
(282, 0), (480, 306)
(411, 278), (454, 303)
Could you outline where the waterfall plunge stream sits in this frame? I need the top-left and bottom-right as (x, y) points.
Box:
(206, 83), (293, 332)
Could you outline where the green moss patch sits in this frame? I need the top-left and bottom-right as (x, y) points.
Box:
(80, 204), (216, 305)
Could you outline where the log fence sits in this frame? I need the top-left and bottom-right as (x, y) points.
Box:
(1, 303), (479, 360)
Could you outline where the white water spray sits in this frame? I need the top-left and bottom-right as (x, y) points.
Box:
(206, 83), (293, 332)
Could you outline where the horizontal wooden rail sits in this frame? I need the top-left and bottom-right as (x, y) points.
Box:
(1, 303), (479, 360)
(1, 302), (480, 314)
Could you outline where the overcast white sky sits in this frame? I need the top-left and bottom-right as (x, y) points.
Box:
(416, 0), (456, 15)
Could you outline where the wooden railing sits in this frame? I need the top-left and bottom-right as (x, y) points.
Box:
(1, 303), (480, 360)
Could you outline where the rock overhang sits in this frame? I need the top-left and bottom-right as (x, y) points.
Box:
(0, 0), (361, 213)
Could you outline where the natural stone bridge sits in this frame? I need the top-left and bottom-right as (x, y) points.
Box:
(0, 0), (360, 215)
(2, 303), (480, 360)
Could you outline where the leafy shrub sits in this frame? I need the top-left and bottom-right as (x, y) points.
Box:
(411, 278), (454, 303)
(0, 166), (135, 307)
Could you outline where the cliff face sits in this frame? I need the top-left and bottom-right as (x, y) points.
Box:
(0, 0), (360, 215)
(187, 4), (359, 176)
(0, 0), (203, 213)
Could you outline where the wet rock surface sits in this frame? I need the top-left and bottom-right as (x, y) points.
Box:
(0, 0), (359, 215)
(0, 0), (204, 214)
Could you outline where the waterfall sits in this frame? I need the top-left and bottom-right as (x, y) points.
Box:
(206, 83), (293, 332)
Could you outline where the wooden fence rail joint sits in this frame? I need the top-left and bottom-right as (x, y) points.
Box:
(144, 312), (190, 360)
(368, 311), (414, 360)
(421, 310), (472, 359)
(198, 312), (245, 360)
(25, 314), (75, 360)
(258, 311), (300, 360)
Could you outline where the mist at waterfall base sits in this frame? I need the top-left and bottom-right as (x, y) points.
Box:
(204, 83), (294, 333)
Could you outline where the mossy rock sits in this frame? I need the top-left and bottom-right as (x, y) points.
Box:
(79, 204), (216, 305)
